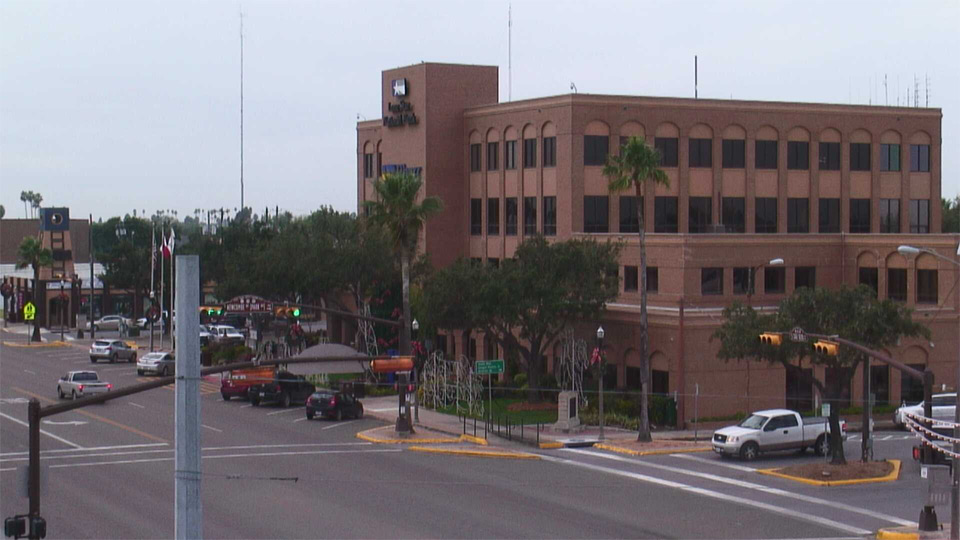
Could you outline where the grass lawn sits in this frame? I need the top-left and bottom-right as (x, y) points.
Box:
(435, 397), (558, 425)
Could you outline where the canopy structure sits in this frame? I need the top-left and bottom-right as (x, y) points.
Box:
(283, 343), (369, 375)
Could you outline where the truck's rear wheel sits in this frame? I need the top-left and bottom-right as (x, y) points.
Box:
(814, 434), (829, 456)
(221, 392), (231, 401)
(739, 441), (759, 461)
(281, 393), (291, 408)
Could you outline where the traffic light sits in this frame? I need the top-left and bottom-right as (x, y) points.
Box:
(814, 340), (839, 356)
(274, 306), (301, 318)
(202, 307), (222, 317)
(758, 332), (783, 346)
(5, 516), (26, 538)
(30, 517), (46, 539)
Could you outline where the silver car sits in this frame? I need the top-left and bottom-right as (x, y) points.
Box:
(89, 340), (137, 363)
(137, 351), (175, 376)
(87, 315), (133, 332)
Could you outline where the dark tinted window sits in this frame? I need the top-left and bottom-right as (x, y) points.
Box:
(584, 135), (609, 166)
(646, 266), (658, 293)
(880, 199), (900, 233)
(655, 137), (678, 167)
(689, 138), (712, 168)
(721, 197), (745, 233)
(543, 136), (556, 167)
(584, 196), (609, 233)
(619, 196), (641, 233)
(624, 266), (638, 291)
(910, 199), (930, 233)
(910, 144), (930, 172)
(859, 267), (879, 296)
(795, 267), (816, 289)
(733, 267), (750, 295)
(363, 153), (374, 178)
(819, 142), (841, 170)
(787, 198), (809, 233)
(487, 198), (499, 235)
(523, 197), (537, 235)
(880, 144), (900, 172)
(523, 138), (537, 168)
(654, 197), (678, 233)
(470, 143), (482, 172)
(505, 140), (517, 169)
(755, 140), (777, 169)
(487, 142), (499, 170)
(689, 197), (712, 233)
(850, 199), (870, 233)
(505, 198), (517, 236)
(701, 268), (723, 295)
(917, 269), (938, 304)
(887, 268), (907, 302)
(819, 198), (840, 233)
(850, 143), (871, 171)
(722, 139), (746, 168)
(470, 199), (482, 235)
(787, 141), (809, 170)
(755, 198), (777, 233)
(543, 196), (556, 236)
(764, 267), (786, 294)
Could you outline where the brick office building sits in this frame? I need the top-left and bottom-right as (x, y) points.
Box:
(357, 62), (956, 425)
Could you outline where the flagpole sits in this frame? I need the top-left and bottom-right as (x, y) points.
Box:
(150, 223), (156, 352)
(170, 227), (175, 352)
(160, 231), (165, 350)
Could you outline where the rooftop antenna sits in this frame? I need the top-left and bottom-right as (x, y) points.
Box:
(570, 82), (577, 94)
(508, 4), (512, 102)
(884, 74), (888, 106)
(914, 74), (919, 107)
(239, 7), (245, 211)
(694, 55), (698, 99)
(925, 74), (930, 107)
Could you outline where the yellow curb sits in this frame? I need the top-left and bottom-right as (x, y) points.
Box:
(875, 527), (921, 540)
(2, 341), (71, 348)
(757, 459), (901, 486)
(459, 434), (488, 446)
(125, 341), (139, 350)
(539, 442), (564, 449)
(408, 446), (541, 459)
(594, 442), (712, 457)
(356, 426), (461, 445)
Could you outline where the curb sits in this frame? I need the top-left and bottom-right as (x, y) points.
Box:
(460, 434), (488, 446)
(356, 426), (463, 445)
(408, 445), (541, 460)
(875, 529), (920, 540)
(593, 442), (712, 457)
(2, 341), (71, 348)
(757, 459), (901, 486)
(538, 442), (565, 449)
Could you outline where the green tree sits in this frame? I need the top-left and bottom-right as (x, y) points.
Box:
(423, 237), (621, 401)
(942, 196), (960, 233)
(16, 236), (53, 342)
(712, 286), (929, 464)
(0, 204), (5, 219)
(20, 191), (29, 218)
(94, 217), (156, 317)
(363, 172), (443, 355)
(603, 136), (669, 442)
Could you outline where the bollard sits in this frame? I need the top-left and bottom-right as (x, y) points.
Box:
(463, 413), (466, 435)
(473, 416), (476, 437)
(537, 422), (540, 446)
(521, 418), (524, 441)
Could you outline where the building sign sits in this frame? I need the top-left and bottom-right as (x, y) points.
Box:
(224, 295), (273, 313)
(381, 164), (422, 177)
(384, 79), (418, 127)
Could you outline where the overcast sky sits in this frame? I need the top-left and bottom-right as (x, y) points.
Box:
(1, 0), (957, 222)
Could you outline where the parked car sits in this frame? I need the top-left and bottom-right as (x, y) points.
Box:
(220, 366), (275, 401)
(87, 315), (133, 332)
(895, 393), (956, 430)
(137, 351), (175, 376)
(89, 340), (137, 363)
(305, 390), (364, 421)
(712, 409), (847, 460)
(199, 325), (213, 346)
(57, 371), (111, 400)
(248, 370), (315, 407)
(208, 325), (245, 344)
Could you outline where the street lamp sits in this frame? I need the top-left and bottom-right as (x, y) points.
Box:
(747, 258), (784, 303)
(899, 243), (960, 540)
(59, 278), (65, 342)
(597, 325), (605, 441)
(412, 318), (420, 424)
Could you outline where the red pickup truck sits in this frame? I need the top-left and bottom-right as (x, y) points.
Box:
(220, 367), (275, 401)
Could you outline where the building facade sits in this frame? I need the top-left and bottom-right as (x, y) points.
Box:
(358, 62), (956, 425)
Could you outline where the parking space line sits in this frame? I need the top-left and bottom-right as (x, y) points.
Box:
(292, 417), (308, 423)
(201, 424), (223, 433)
(671, 453), (757, 472)
(266, 408), (302, 416)
(322, 421), (355, 430)
(128, 402), (145, 408)
(23, 370), (36, 375)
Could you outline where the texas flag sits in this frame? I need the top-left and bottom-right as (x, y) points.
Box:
(162, 228), (176, 259)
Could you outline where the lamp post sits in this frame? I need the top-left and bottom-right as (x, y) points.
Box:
(899, 243), (960, 540)
(746, 258), (784, 306)
(59, 278), (65, 342)
(597, 325), (605, 441)
(412, 318), (420, 424)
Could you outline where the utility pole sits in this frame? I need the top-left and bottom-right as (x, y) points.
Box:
(239, 8), (245, 211)
(89, 214), (95, 340)
(175, 255), (202, 539)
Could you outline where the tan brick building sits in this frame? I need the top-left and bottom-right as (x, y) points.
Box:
(358, 62), (957, 426)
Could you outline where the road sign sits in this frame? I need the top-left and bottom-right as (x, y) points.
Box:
(475, 359), (504, 375)
(790, 326), (807, 343)
(224, 295), (273, 313)
(23, 302), (36, 321)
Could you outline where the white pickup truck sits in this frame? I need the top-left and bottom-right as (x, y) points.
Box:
(712, 408), (846, 460)
(57, 371), (112, 400)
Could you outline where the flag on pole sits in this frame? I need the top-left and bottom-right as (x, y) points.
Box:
(151, 230), (157, 263)
(168, 227), (176, 255)
(161, 232), (171, 259)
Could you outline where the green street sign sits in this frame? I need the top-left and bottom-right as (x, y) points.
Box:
(23, 302), (36, 321)
(475, 359), (504, 375)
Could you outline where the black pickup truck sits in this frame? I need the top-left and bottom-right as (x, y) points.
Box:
(248, 370), (315, 408)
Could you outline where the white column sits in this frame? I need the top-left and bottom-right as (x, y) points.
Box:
(175, 255), (202, 539)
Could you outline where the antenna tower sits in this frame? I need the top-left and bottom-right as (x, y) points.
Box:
(508, 4), (512, 102)
(883, 74), (888, 106)
(925, 74), (930, 107)
(240, 8), (245, 210)
(914, 75), (919, 108)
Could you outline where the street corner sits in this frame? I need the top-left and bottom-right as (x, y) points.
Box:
(407, 444), (541, 460)
(875, 524), (950, 540)
(757, 459), (902, 487)
(356, 425), (463, 445)
(592, 439), (712, 457)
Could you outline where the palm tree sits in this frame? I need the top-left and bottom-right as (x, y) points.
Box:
(20, 191), (29, 218)
(603, 136), (669, 442)
(16, 236), (53, 342)
(363, 171), (443, 356)
(30, 192), (42, 218)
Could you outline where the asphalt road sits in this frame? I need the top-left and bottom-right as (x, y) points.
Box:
(0, 338), (934, 539)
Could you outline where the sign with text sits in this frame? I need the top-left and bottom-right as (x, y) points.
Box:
(790, 326), (808, 343)
(224, 295), (272, 313)
(475, 359), (504, 375)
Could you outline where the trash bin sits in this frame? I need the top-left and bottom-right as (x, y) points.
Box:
(127, 327), (141, 337)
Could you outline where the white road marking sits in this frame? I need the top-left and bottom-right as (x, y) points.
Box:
(201, 424), (223, 433)
(42, 420), (87, 426)
(102, 366), (132, 372)
(880, 435), (893, 441)
(0, 411), (83, 449)
(240, 404), (252, 408)
(671, 453), (757, 472)
(544, 453), (872, 536)
(369, 407), (395, 412)
(567, 449), (913, 527)
(292, 417), (308, 423)
(266, 408), (302, 416)
(23, 369), (36, 375)
(0, 398), (30, 405)
(202, 442), (372, 451)
(322, 420), (355, 430)
(35, 448), (403, 471)
(128, 402), (145, 409)
(0, 443), (168, 457)
(2, 449), (173, 463)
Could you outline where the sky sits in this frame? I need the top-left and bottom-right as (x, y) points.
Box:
(1, 0), (957, 223)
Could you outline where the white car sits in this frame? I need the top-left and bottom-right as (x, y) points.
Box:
(208, 325), (244, 343)
(137, 351), (176, 376)
(87, 315), (133, 332)
(895, 392), (956, 430)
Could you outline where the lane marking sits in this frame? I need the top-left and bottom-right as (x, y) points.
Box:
(201, 424), (223, 433)
(128, 402), (145, 409)
(240, 404), (252, 409)
(369, 407), (394, 412)
(13, 386), (167, 443)
(322, 420), (356, 430)
(0, 411), (83, 449)
(0, 398), (30, 405)
(202, 442), (373, 451)
(2, 449), (173, 463)
(0, 443), (167, 457)
(543, 454), (871, 536)
(292, 417), (308, 423)
(35, 448), (403, 471)
(671, 453), (757, 472)
(266, 408), (303, 416)
(568, 449), (913, 527)
(24, 370), (36, 375)
(42, 420), (87, 426)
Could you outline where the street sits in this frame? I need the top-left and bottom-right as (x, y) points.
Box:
(0, 340), (930, 538)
